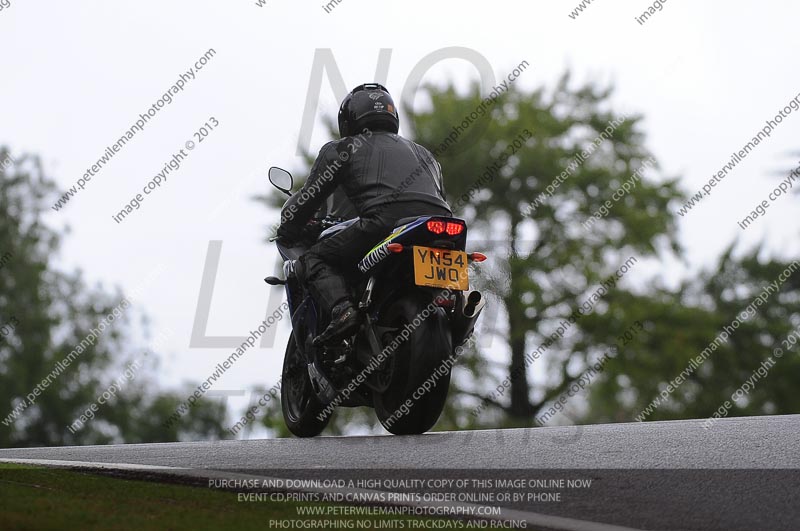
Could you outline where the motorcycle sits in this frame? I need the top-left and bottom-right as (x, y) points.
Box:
(265, 167), (486, 437)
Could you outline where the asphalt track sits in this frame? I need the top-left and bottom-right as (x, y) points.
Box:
(2, 415), (799, 531)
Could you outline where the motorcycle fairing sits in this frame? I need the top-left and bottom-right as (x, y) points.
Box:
(357, 216), (431, 274)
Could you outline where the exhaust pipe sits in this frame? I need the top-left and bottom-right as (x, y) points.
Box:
(451, 290), (486, 347)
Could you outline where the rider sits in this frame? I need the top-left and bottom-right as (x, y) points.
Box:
(277, 83), (452, 345)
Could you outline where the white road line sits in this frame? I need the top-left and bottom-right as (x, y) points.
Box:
(1, 457), (644, 531)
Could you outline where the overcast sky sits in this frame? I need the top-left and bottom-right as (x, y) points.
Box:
(1, 1), (799, 437)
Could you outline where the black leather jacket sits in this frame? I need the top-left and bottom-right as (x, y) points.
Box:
(279, 132), (451, 237)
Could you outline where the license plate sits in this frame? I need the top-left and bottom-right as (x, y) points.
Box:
(413, 246), (469, 290)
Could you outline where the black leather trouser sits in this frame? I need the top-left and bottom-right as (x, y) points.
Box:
(300, 202), (451, 314)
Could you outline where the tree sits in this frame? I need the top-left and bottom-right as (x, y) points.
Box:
(583, 247), (800, 423)
(0, 147), (226, 447)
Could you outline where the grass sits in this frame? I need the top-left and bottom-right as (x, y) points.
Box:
(0, 463), (511, 530)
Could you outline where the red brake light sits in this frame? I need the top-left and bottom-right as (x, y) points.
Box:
(427, 219), (464, 236)
(387, 243), (404, 253)
(427, 220), (445, 234)
(445, 222), (464, 235)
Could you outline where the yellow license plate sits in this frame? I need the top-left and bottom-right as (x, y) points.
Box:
(413, 246), (469, 290)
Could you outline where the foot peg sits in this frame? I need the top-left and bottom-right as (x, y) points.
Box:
(264, 276), (286, 285)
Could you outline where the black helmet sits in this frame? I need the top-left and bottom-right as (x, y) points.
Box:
(338, 83), (399, 138)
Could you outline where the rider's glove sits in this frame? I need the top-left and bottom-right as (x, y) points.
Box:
(276, 223), (302, 243)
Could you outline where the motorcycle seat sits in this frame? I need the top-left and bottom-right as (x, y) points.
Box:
(393, 215), (426, 228)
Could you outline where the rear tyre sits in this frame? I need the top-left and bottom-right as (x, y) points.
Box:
(281, 334), (330, 437)
(373, 295), (453, 435)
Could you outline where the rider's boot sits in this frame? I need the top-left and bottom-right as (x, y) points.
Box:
(313, 301), (360, 346)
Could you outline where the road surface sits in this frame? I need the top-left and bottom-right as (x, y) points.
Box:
(2, 415), (798, 531)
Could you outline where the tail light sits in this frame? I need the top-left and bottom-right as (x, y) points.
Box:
(445, 222), (464, 235)
(427, 220), (446, 234)
(427, 219), (464, 236)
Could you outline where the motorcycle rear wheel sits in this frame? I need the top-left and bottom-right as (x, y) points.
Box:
(373, 295), (453, 435)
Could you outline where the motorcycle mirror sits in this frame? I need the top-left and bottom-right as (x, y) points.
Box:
(268, 167), (294, 196)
